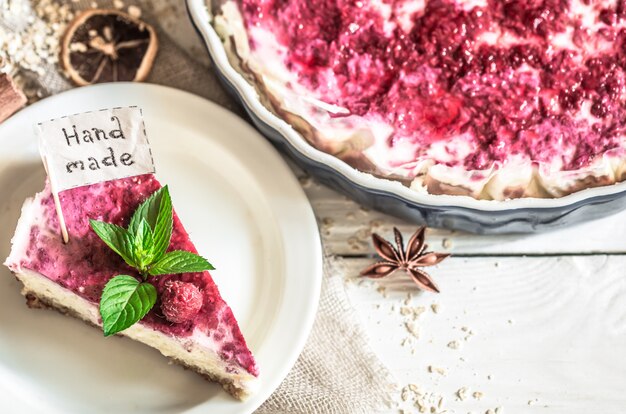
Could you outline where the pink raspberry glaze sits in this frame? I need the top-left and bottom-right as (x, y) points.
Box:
(240, 0), (626, 171)
(18, 175), (258, 377)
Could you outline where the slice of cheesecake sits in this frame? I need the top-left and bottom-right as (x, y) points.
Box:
(4, 174), (259, 399)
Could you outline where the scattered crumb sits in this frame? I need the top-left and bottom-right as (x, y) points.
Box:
(399, 383), (447, 414)
(370, 219), (382, 229)
(405, 321), (420, 339)
(428, 365), (447, 376)
(508, 319), (514, 325)
(113, 0), (124, 8)
(401, 387), (410, 402)
(431, 303), (441, 314)
(456, 387), (469, 401)
(401, 305), (426, 321)
(404, 292), (413, 304)
(376, 285), (388, 298)
(348, 237), (367, 252)
(447, 340), (461, 350)
(355, 228), (370, 241)
(442, 238), (452, 249)
(473, 391), (484, 400)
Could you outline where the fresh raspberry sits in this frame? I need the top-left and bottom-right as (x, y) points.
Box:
(160, 281), (203, 324)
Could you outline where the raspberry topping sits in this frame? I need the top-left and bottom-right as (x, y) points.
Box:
(161, 281), (204, 324)
(240, 0), (626, 171)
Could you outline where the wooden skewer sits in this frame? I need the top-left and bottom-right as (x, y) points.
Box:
(51, 188), (69, 244)
(42, 156), (69, 244)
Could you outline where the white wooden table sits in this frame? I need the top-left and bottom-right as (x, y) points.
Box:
(301, 170), (626, 414)
(159, 7), (626, 412)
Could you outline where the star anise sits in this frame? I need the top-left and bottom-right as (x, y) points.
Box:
(360, 227), (449, 293)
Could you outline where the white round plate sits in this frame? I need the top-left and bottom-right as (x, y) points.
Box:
(0, 83), (322, 413)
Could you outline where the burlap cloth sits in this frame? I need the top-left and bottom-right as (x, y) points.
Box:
(1, 0), (396, 412)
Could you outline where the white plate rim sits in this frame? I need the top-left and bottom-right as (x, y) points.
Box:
(0, 83), (322, 414)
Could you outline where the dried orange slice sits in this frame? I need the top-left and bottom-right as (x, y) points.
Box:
(60, 9), (158, 86)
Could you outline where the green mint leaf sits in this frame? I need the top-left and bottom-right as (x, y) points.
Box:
(91, 185), (215, 337)
(151, 186), (173, 261)
(128, 186), (169, 238)
(148, 250), (215, 276)
(133, 218), (155, 270)
(89, 220), (136, 268)
(100, 275), (157, 337)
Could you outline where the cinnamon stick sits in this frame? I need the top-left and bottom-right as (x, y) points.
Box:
(0, 73), (26, 123)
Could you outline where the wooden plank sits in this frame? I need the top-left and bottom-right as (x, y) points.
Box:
(299, 173), (626, 256)
(340, 255), (626, 413)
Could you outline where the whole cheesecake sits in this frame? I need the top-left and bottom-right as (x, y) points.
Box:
(213, 0), (626, 200)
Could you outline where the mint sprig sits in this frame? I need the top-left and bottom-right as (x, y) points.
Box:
(89, 221), (136, 268)
(89, 186), (214, 337)
(100, 275), (157, 337)
(149, 250), (216, 276)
